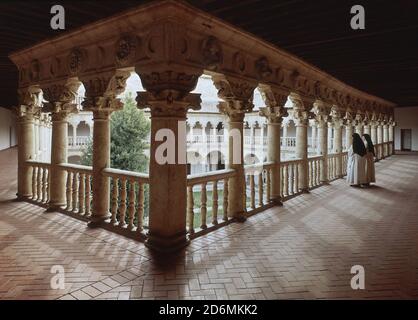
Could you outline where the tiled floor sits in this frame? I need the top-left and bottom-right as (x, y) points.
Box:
(1, 147), (417, 299)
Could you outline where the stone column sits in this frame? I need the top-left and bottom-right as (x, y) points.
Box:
(214, 75), (257, 221)
(16, 86), (43, 199)
(312, 101), (329, 183)
(331, 106), (344, 178)
(43, 81), (80, 210)
(259, 85), (288, 205)
(344, 108), (354, 149)
(290, 94), (310, 192)
(137, 70), (202, 251)
(355, 113), (364, 135)
(383, 122), (389, 157)
(389, 121), (395, 155)
(82, 71), (131, 227)
(34, 116), (40, 160)
(370, 122), (378, 145)
(363, 123), (371, 136)
(311, 122), (317, 153)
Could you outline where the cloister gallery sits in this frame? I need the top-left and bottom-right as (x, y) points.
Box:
(1, 0), (417, 300)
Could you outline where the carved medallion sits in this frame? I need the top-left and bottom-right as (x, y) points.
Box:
(29, 60), (41, 82)
(233, 52), (246, 74)
(201, 36), (223, 71)
(115, 35), (137, 66)
(68, 48), (84, 75)
(255, 57), (272, 80)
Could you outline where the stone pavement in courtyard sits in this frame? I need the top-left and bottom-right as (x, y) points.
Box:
(0, 147), (417, 299)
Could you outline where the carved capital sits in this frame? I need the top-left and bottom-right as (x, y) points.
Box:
(311, 100), (329, 124)
(136, 71), (201, 117)
(43, 79), (81, 121)
(82, 70), (131, 119)
(213, 75), (257, 121)
(258, 85), (289, 123)
(137, 91), (201, 117)
(16, 85), (44, 121)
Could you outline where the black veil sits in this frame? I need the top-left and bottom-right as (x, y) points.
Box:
(362, 134), (375, 156)
(352, 133), (367, 157)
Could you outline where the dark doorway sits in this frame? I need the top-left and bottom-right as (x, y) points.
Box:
(401, 129), (412, 151)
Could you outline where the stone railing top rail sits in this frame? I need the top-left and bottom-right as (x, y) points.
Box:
(26, 160), (51, 167)
(280, 158), (304, 166)
(244, 161), (275, 173)
(58, 163), (93, 174)
(187, 169), (235, 186)
(102, 167), (150, 183)
(9, 0), (395, 113)
(308, 155), (324, 161)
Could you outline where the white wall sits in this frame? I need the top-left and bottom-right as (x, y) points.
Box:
(0, 107), (17, 151)
(394, 106), (418, 151)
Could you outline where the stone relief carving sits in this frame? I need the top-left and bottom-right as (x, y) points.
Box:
(233, 52), (246, 74)
(29, 60), (41, 82)
(137, 71), (202, 117)
(115, 35), (138, 67)
(201, 36), (223, 71)
(255, 57), (272, 80)
(68, 48), (85, 75)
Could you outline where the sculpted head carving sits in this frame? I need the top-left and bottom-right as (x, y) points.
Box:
(116, 35), (138, 67)
(233, 52), (246, 74)
(201, 36), (223, 71)
(68, 48), (85, 75)
(255, 57), (272, 80)
(29, 60), (41, 82)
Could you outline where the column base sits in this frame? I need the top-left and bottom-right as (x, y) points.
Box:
(46, 202), (66, 212)
(88, 213), (111, 228)
(301, 188), (310, 193)
(145, 230), (190, 253)
(270, 197), (283, 206)
(16, 193), (32, 201)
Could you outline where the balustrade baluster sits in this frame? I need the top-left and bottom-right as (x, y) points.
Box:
(295, 163), (299, 192)
(258, 171), (263, 206)
(111, 177), (119, 224)
(37, 167), (42, 201)
(119, 178), (127, 227)
(223, 179), (229, 221)
(137, 182), (145, 232)
(42, 167), (48, 203)
(66, 171), (72, 210)
(283, 165), (288, 197)
(266, 168), (271, 202)
(289, 164), (294, 196)
(187, 185), (195, 234)
(78, 173), (85, 215)
(127, 179), (136, 230)
(201, 183), (207, 229)
(250, 174), (255, 209)
(212, 180), (218, 225)
(72, 172), (79, 213)
(85, 174), (91, 216)
(32, 166), (37, 200)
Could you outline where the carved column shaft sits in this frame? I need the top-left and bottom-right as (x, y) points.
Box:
(137, 70), (202, 252)
(17, 113), (35, 198)
(48, 113), (70, 208)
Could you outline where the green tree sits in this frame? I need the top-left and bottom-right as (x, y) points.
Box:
(80, 92), (150, 172)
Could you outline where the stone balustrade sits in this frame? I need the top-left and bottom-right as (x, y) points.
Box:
(102, 168), (149, 239)
(244, 162), (275, 214)
(308, 156), (323, 189)
(186, 169), (235, 237)
(280, 158), (304, 199)
(27, 160), (50, 205)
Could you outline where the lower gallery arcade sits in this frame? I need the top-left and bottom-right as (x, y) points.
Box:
(9, 1), (396, 255)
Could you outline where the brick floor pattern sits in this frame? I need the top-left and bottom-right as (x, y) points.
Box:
(0, 147), (417, 299)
